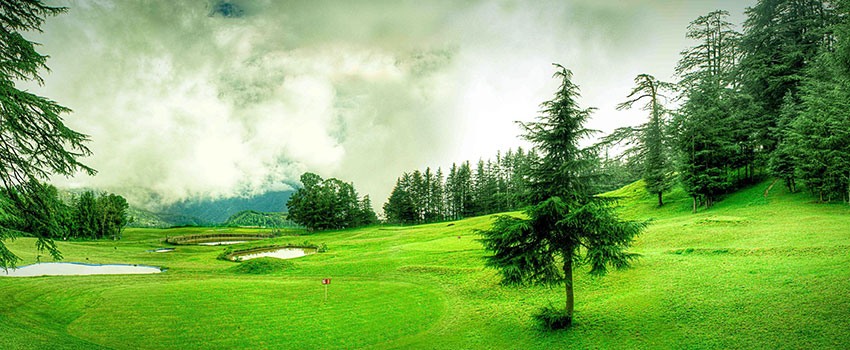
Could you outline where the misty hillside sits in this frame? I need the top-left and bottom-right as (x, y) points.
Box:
(162, 190), (295, 223)
(59, 187), (296, 228)
(126, 206), (212, 228)
(221, 210), (299, 228)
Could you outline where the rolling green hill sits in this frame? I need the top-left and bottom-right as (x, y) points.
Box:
(1, 179), (848, 349)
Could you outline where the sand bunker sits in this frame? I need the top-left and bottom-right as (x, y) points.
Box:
(147, 248), (175, 252)
(230, 247), (317, 261)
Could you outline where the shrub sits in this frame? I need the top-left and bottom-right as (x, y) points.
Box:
(217, 247), (234, 261)
(228, 257), (294, 274)
(533, 304), (572, 330)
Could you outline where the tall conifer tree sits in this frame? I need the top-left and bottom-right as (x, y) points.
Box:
(605, 74), (674, 206)
(0, 1), (96, 268)
(480, 65), (643, 328)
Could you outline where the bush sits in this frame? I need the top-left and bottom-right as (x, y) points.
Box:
(228, 257), (294, 274)
(533, 304), (572, 330)
(217, 247), (234, 261)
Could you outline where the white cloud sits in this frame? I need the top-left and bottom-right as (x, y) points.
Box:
(32, 0), (752, 209)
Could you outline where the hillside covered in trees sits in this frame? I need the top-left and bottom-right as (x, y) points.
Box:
(221, 210), (299, 228)
(386, 1), (850, 225)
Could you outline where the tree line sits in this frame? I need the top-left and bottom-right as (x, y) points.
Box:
(383, 148), (539, 224)
(286, 172), (378, 231)
(601, 1), (850, 210)
(382, 145), (643, 225)
(221, 210), (300, 228)
(1, 183), (131, 241)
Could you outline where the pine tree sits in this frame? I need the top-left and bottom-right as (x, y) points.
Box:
(769, 94), (801, 192)
(472, 159), (488, 216)
(674, 10), (740, 211)
(739, 0), (837, 161)
(792, 5), (850, 203)
(287, 173), (373, 230)
(457, 162), (474, 218)
(605, 74), (674, 206)
(446, 164), (459, 220)
(480, 65), (643, 328)
(431, 168), (446, 221)
(383, 175), (417, 224)
(73, 192), (99, 239)
(359, 195), (378, 225)
(0, 1), (96, 268)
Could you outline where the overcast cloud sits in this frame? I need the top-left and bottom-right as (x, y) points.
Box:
(31, 0), (752, 209)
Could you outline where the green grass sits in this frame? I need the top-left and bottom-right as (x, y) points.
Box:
(228, 257), (294, 274)
(1, 179), (849, 349)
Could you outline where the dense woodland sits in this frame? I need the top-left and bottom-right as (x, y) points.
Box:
(632, 2), (850, 210)
(383, 149), (535, 225)
(286, 172), (378, 231)
(382, 148), (641, 225)
(221, 210), (299, 228)
(387, 1), (850, 222)
(1, 184), (130, 241)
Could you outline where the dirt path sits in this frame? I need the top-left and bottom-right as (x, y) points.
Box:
(764, 179), (778, 198)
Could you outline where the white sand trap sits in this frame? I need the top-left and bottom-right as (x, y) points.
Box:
(198, 241), (248, 246)
(232, 247), (317, 261)
(1, 262), (163, 277)
(147, 248), (175, 252)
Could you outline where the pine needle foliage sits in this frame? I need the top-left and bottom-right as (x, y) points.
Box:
(601, 74), (675, 206)
(0, 1), (95, 268)
(479, 64), (644, 329)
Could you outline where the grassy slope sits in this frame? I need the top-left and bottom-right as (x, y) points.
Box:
(1, 180), (849, 349)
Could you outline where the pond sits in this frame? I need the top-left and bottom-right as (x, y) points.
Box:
(198, 241), (248, 246)
(230, 247), (317, 261)
(1, 262), (164, 277)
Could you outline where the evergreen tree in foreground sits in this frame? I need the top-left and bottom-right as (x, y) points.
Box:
(0, 2), (95, 268)
(479, 65), (644, 329)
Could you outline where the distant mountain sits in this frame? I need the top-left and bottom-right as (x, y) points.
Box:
(162, 190), (295, 223)
(56, 187), (297, 228)
(222, 210), (299, 228)
(126, 206), (212, 228)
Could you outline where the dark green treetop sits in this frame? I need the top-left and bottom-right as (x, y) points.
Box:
(0, 1), (95, 268)
(480, 64), (644, 327)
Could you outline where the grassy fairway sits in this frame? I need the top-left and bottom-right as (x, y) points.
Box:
(1, 180), (849, 349)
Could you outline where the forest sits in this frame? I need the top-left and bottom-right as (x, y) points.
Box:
(385, 2), (850, 224)
(285, 172), (378, 230)
(0, 184), (130, 241)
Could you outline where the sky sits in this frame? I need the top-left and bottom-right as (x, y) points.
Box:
(31, 0), (753, 210)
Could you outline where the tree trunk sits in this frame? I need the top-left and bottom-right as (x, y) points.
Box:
(564, 258), (574, 319)
(692, 196), (697, 213)
(658, 192), (663, 207)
